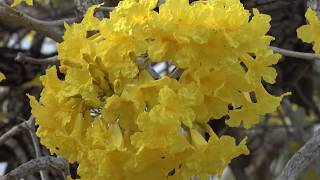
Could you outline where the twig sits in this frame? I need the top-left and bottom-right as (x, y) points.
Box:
(136, 55), (160, 80)
(29, 17), (77, 26)
(157, 0), (165, 6)
(270, 46), (320, 60)
(26, 117), (49, 180)
(0, 118), (32, 146)
(276, 130), (320, 180)
(169, 68), (184, 79)
(147, 63), (160, 80)
(0, 3), (63, 42)
(294, 85), (320, 118)
(15, 53), (59, 65)
(0, 156), (69, 180)
(281, 99), (308, 142)
(276, 108), (291, 136)
(97, 6), (115, 11)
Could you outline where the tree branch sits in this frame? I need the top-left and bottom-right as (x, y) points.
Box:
(0, 157), (69, 180)
(0, 2), (76, 26)
(25, 117), (49, 180)
(97, 6), (115, 11)
(146, 63), (160, 80)
(15, 53), (59, 65)
(281, 99), (308, 142)
(0, 118), (32, 146)
(0, 3), (63, 42)
(169, 68), (184, 79)
(270, 46), (320, 60)
(276, 130), (320, 180)
(28, 17), (77, 26)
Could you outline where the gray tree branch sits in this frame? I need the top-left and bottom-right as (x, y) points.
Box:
(0, 118), (32, 146)
(270, 46), (320, 60)
(0, 2), (63, 42)
(25, 117), (49, 180)
(0, 157), (69, 180)
(276, 130), (320, 180)
(15, 53), (59, 65)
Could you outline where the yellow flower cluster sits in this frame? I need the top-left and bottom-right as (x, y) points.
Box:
(29, 0), (285, 179)
(297, 8), (320, 53)
(11, 0), (33, 7)
(0, 72), (5, 81)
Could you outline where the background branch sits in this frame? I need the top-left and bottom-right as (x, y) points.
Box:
(26, 117), (49, 180)
(276, 130), (320, 180)
(270, 46), (320, 60)
(0, 3), (63, 42)
(0, 118), (32, 146)
(0, 157), (69, 180)
(15, 53), (59, 65)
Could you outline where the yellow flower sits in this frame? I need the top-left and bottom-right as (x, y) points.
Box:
(0, 72), (5, 81)
(28, 68), (91, 161)
(297, 8), (320, 53)
(11, 0), (32, 7)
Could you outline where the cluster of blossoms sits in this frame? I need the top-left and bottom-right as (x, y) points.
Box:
(29, 0), (286, 179)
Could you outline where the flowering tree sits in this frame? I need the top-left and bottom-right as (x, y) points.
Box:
(0, 0), (320, 180)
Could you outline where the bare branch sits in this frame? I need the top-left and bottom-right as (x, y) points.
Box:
(270, 46), (320, 60)
(1, 0), (77, 25)
(0, 118), (32, 146)
(0, 157), (69, 180)
(0, 3), (63, 42)
(169, 68), (184, 79)
(157, 0), (165, 6)
(74, 0), (115, 19)
(136, 56), (160, 80)
(30, 17), (77, 26)
(276, 130), (320, 180)
(97, 6), (115, 11)
(26, 117), (49, 180)
(281, 99), (308, 142)
(147, 63), (160, 80)
(15, 53), (59, 65)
